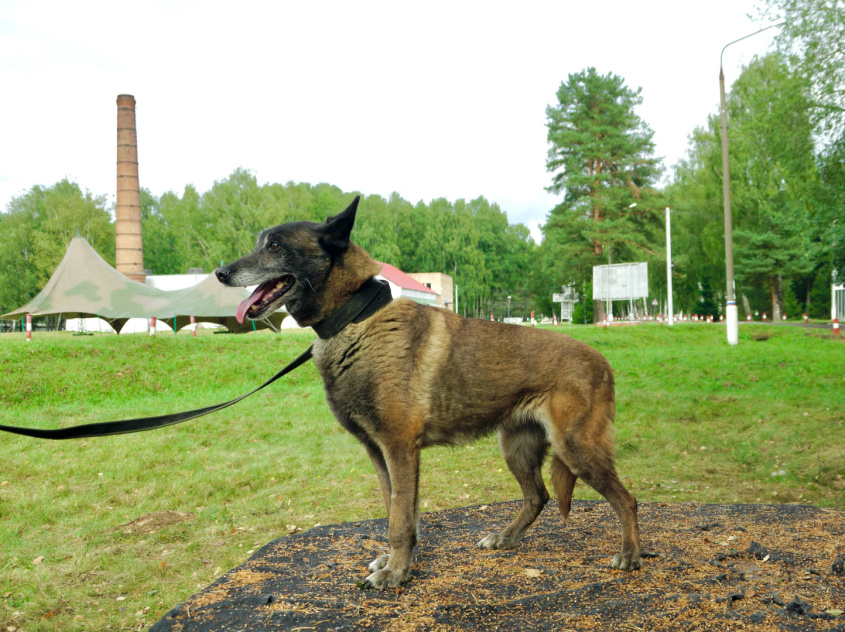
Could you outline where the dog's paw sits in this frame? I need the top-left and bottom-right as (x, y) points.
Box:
(363, 568), (408, 590)
(611, 551), (642, 571)
(477, 533), (515, 550)
(368, 554), (390, 573)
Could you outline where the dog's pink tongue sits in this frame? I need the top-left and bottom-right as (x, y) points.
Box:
(236, 290), (264, 324)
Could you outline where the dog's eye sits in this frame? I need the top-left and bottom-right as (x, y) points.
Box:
(268, 241), (280, 252)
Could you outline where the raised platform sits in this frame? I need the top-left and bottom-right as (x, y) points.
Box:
(151, 500), (845, 631)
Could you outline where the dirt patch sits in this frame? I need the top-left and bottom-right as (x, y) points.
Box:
(113, 510), (195, 535)
(150, 501), (845, 631)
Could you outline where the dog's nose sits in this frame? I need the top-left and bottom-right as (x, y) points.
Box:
(215, 267), (231, 283)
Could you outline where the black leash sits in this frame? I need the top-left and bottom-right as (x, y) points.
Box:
(0, 278), (393, 440)
(0, 349), (314, 440)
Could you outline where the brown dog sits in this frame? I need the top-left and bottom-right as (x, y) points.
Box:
(215, 196), (642, 589)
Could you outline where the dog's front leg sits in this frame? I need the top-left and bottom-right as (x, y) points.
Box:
(363, 441), (392, 574)
(363, 440), (420, 590)
(361, 440), (392, 517)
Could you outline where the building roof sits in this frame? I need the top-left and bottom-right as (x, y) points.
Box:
(377, 263), (437, 294)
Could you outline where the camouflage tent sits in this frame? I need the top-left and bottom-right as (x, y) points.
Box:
(1, 237), (284, 333)
(155, 273), (287, 334)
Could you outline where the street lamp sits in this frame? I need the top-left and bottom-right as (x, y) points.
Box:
(719, 23), (783, 346)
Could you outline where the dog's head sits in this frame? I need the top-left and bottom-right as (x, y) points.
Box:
(216, 195), (379, 326)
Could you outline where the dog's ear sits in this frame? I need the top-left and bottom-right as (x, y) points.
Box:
(320, 195), (360, 253)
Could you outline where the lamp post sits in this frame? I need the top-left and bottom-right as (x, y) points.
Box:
(719, 23), (782, 346)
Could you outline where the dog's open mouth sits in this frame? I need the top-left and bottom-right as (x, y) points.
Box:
(236, 275), (295, 323)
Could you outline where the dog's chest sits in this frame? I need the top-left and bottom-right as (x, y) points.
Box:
(310, 329), (388, 427)
(310, 306), (443, 427)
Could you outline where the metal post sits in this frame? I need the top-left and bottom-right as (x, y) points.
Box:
(666, 208), (674, 326)
(719, 69), (738, 345)
(719, 24), (782, 346)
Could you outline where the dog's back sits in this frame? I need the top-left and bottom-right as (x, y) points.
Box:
(313, 298), (614, 448)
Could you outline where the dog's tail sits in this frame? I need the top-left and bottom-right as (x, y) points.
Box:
(551, 456), (577, 521)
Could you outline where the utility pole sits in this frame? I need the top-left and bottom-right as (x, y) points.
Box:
(718, 66), (737, 344)
(666, 207), (673, 326)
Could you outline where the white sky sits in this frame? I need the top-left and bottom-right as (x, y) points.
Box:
(0, 1), (778, 242)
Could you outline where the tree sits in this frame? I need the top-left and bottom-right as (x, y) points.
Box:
(817, 135), (845, 273)
(670, 53), (825, 319)
(667, 125), (730, 316)
(728, 53), (819, 319)
(142, 184), (202, 274)
(140, 187), (185, 275)
(761, 0), (845, 313)
(0, 170), (542, 323)
(0, 179), (114, 317)
(763, 0), (845, 138)
(543, 68), (663, 321)
(351, 193), (406, 264)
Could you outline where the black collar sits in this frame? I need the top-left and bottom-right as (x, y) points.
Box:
(311, 277), (393, 339)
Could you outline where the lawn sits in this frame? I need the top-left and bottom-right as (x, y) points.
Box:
(0, 322), (842, 631)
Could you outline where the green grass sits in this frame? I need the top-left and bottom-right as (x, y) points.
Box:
(0, 323), (842, 631)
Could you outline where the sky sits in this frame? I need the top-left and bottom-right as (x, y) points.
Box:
(0, 1), (779, 243)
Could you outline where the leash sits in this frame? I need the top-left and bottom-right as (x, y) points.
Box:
(0, 278), (393, 440)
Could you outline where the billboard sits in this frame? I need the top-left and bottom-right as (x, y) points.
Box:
(593, 262), (648, 301)
(552, 286), (578, 303)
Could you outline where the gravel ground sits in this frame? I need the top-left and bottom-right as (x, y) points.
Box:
(150, 500), (845, 631)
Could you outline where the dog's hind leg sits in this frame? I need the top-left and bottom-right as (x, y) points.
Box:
(478, 423), (549, 550)
(550, 394), (642, 571)
(364, 440), (421, 590)
(569, 450), (641, 570)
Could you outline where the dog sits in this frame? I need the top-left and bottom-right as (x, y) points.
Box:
(215, 196), (642, 589)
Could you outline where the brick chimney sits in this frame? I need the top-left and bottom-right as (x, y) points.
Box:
(115, 94), (145, 282)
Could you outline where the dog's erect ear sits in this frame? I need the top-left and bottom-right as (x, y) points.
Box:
(320, 195), (360, 253)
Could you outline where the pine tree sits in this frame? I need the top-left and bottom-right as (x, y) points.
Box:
(543, 68), (662, 321)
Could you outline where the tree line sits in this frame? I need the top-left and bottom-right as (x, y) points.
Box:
(0, 173), (539, 321)
(1, 0), (841, 324)
(142, 172), (538, 319)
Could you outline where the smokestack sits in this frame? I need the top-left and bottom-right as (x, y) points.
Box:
(115, 94), (145, 282)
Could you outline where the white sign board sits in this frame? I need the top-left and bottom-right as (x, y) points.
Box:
(553, 286), (578, 303)
(593, 262), (649, 301)
(552, 286), (578, 322)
